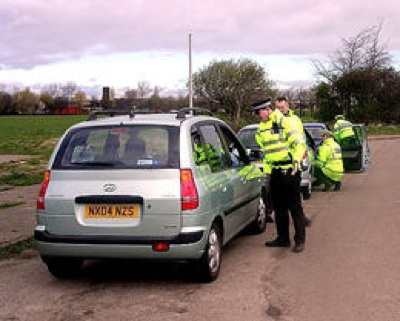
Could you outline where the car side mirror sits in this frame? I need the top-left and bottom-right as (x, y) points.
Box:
(247, 149), (264, 161)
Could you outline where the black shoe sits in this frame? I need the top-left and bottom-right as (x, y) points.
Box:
(304, 216), (312, 227)
(293, 243), (305, 253)
(334, 181), (342, 191)
(265, 238), (291, 247)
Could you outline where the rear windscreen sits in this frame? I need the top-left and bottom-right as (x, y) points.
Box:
(52, 125), (180, 169)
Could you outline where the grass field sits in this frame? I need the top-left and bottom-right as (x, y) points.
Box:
(0, 115), (86, 187)
(0, 115), (86, 156)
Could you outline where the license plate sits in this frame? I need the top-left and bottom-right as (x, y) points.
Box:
(84, 204), (140, 219)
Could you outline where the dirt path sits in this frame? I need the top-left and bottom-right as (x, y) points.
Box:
(0, 155), (34, 163)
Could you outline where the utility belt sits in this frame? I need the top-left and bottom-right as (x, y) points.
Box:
(270, 160), (292, 166)
(270, 159), (294, 175)
(272, 166), (293, 175)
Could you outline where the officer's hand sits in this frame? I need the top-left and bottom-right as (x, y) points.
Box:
(291, 161), (299, 176)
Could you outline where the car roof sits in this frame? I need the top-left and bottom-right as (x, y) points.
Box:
(69, 110), (223, 130)
(238, 124), (259, 131)
(303, 122), (327, 128)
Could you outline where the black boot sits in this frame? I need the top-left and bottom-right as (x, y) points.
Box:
(334, 181), (342, 191)
(265, 238), (291, 247)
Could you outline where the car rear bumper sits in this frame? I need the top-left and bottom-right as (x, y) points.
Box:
(34, 227), (206, 260)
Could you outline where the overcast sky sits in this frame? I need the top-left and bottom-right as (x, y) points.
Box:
(1, 0), (400, 97)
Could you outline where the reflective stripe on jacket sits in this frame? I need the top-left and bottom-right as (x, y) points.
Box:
(315, 137), (344, 181)
(255, 109), (306, 174)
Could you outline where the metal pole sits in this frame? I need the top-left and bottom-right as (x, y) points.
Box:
(189, 33), (193, 109)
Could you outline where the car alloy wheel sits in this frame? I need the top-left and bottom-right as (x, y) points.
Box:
(247, 194), (267, 234)
(197, 223), (222, 282)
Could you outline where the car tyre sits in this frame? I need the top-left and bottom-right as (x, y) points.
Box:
(197, 223), (222, 283)
(247, 194), (267, 234)
(42, 256), (83, 279)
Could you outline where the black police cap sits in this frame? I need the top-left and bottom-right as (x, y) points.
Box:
(251, 98), (272, 111)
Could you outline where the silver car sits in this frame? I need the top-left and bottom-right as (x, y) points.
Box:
(237, 123), (316, 200)
(35, 108), (266, 282)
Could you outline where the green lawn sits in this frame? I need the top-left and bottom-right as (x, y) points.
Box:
(0, 115), (86, 157)
(0, 115), (86, 187)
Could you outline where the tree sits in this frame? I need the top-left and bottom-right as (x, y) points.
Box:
(313, 24), (400, 123)
(192, 58), (273, 125)
(313, 23), (391, 82)
(60, 82), (78, 102)
(137, 81), (152, 99)
(39, 91), (54, 113)
(42, 83), (61, 98)
(148, 86), (162, 110)
(12, 88), (39, 114)
(0, 91), (13, 114)
(74, 91), (87, 108)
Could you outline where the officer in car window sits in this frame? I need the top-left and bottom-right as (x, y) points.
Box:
(313, 129), (344, 191)
(333, 115), (356, 147)
(275, 96), (312, 227)
(253, 98), (307, 253)
(192, 133), (222, 172)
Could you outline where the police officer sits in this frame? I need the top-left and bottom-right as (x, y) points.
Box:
(333, 115), (356, 147)
(275, 96), (312, 227)
(313, 129), (344, 191)
(253, 98), (307, 253)
(192, 133), (222, 171)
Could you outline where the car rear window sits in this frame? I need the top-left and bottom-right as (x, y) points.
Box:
(52, 125), (180, 169)
(306, 127), (325, 140)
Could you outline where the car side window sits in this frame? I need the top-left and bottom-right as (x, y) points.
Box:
(219, 125), (249, 167)
(192, 124), (227, 172)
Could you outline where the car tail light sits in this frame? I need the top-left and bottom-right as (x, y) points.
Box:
(303, 150), (308, 159)
(152, 242), (170, 252)
(180, 169), (198, 210)
(37, 171), (50, 210)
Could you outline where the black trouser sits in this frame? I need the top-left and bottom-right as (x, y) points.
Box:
(270, 167), (306, 245)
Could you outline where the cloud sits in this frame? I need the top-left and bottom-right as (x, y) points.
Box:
(1, 0), (400, 92)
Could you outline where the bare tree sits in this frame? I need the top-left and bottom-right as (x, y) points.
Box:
(313, 23), (392, 82)
(60, 82), (78, 101)
(41, 83), (62, 97)
(137, 81), (152, 99)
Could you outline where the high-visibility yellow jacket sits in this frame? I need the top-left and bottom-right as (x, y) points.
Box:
(255, 109), (306, 174)
(333, 119), (355, 142)
(284, 110), (305, 139)
(283, 109), (307, 157)
(193, 143), (221, 172)
(315, 137), (344, 182)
